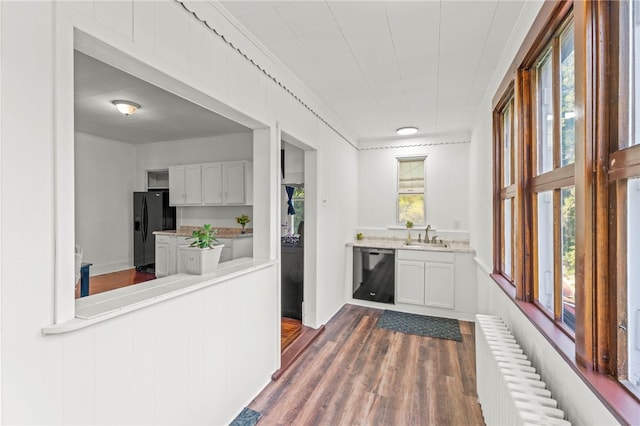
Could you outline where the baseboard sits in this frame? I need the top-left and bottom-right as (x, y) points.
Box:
(271, 325), (325, 381)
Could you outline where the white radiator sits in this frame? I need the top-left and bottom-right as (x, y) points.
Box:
(475, 314), (571, 426)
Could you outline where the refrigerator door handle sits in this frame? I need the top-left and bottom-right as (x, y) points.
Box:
(142, 196), (148, 242)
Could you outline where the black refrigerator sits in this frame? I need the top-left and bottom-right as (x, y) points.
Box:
(133, 191), (176, 272)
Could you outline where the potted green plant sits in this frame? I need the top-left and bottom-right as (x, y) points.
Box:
(236, 214), (251, 234)
(405, 220), (413, 243)
(179, 224), (225, 275)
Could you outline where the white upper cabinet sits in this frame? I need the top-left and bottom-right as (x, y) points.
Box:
(184, 165), (203, 205)
(169, 166), (186, 205)
(202, 163), (223, 204)
(170, 161), (252, 206)
(223, 162), (246, 204)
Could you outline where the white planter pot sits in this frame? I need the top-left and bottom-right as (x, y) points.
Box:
(179, 245), (225, 275)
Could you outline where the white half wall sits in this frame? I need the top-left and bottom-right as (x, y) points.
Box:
(75, 132), (135, 275)
(358, 141), (470, 232)
(0, 0), (358, 424)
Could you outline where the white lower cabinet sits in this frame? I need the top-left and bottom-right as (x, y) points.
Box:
(174, 236), (191, 275)
(155, 234), (253, 278)
(217, 237), (253, 263)
(396, 260), (425, 305)
(155, 238), (171, 278)
(396, 250), (455, 309)
(424, 261), (455, 309)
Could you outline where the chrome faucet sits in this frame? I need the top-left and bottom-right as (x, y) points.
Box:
(425, 224), (438, 243)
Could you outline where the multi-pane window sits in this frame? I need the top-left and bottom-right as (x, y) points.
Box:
(397, 157), (425, 225)
(493, 0), (640, 413)
(494, 94), (516, 281)
(613, 0), (640, 393)
(531, 18), (576, 332)
(292, 187), (305, 235)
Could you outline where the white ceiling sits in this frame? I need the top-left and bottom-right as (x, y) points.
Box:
(74, 52), (250, 144)
(219, 0), (526, 140)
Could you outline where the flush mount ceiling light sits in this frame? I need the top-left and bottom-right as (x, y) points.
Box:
(111, 100), (142, 116)
(396, 126), (418, 136)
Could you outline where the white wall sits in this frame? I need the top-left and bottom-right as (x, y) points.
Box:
(469, 1), (619, 424)
(0, 0), (357, 423)
(315, 125), (358, 324)
(135, 133), (254, 228)
(358, 141), (470, 235)
(75, 132), (136, 275)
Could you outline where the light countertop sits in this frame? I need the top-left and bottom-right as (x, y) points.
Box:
(346, 238), (475, 253)
(154, 226), (253, 239)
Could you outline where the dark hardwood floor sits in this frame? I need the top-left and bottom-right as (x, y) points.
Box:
(75, 268), (156, 298)
(250, 304), (484, 425)
(281, 317), (303, 352)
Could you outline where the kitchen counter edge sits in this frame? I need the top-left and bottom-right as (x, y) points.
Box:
(346, 239), (475, 253)
(154, 230), (254, 239)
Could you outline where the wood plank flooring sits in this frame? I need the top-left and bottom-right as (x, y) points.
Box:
(75, 268), (156, 298)
(281, 318), (303, 351)
(249, 304), (484, 426)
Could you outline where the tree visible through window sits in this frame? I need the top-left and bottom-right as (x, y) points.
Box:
(397, 158), (425, 225)
(492, 0), (640, 411)
(531, 18), (576, 332)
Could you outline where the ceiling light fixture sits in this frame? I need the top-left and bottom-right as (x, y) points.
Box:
(111, 100), (142, 116)
(396, 126), (418, 136)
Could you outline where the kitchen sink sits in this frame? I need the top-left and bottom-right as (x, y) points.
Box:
(404, 241), (449, 248)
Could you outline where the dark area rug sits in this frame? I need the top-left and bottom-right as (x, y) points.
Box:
(376, 310), (462, 341)
(230, 407), (261, 426)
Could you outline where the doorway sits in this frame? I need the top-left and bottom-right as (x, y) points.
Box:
(280, 141), (305, 350)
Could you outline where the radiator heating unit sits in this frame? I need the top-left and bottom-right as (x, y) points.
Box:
(475, 314), (571, 426)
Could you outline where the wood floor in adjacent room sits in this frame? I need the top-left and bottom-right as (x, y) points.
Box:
(249, 304), (484, 426)
(75, 268), (156, 298)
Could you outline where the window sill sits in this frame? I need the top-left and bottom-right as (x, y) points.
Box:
(490, 273), (639, 426)
(42, 258), (276, 335)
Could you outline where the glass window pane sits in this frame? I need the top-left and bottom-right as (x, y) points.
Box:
(293, 188), (304, 236)
(627, 177), (640, 390)
(628, 1), (640, 147)
(561, 186), (576, 331)
(398, 159), (425, 191)
(537, 191), (554, 313)
(504, 199), (512, 277)
(537, 52), (554, 174)
(560, 23), (576, 166)
(503, 103), (512, 186)
(398, 194), (424, 225)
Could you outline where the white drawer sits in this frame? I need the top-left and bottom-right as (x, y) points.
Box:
(397, 249), (454, 263)
(156, 235), (172, 243)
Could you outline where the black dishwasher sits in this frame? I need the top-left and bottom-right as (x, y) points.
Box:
(352, 247), (395, 304)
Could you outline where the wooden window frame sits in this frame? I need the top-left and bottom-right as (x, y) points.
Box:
(492, 87), (516, 285)
(610, 0), (640, 395)
(528, 14), (577, 335)
(491, 0), (639, 423)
